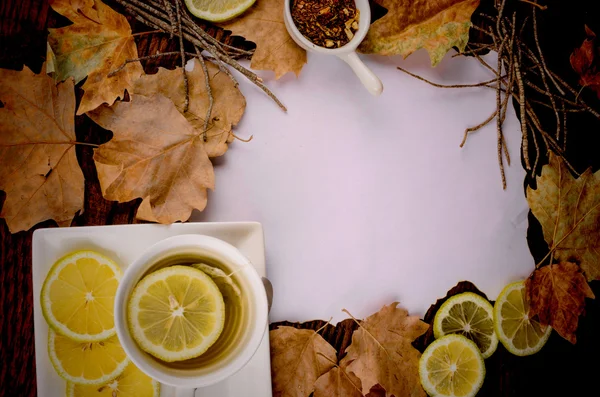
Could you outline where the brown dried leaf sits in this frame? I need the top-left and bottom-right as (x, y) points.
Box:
(132, 59), (246, 158)
(218, 0), (307, 78)
(359, 0), (480, 66)
(314, 366), (363, 397)
(48, 0), (142, 114)
(526, 154), (600, 280)
(88, 94), (214, 224)
(0, 67), (84, 233)
(340, 303), (429, 397)
(526, 262), (595, 344)
(270, 326), (337, 397)
(570, 25), (600, 98)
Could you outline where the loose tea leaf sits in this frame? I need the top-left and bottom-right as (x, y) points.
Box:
(0, 67), (84, 233)
(570, 25), (600, 99)
(291, 0), (359, 49)
(270, 326), (337, 397)
(219, 0), (307, 78)
(526, 262), (595, 344)
(48, 0), (142, 114)
(359, 0), (480, 66)
(132, 59), (246, 158)
(88, 94), (215, 224)
(340, 303), (428, 397)
(314, 366), (363, 397)
(527, 154), (600, 280)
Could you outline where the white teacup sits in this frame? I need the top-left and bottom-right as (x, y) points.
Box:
(114, 234), (269, 396)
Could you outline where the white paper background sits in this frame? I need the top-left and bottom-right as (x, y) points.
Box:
(190, 50), (534, 323)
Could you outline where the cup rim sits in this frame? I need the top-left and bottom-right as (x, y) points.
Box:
(283, 0), (371, 55)
(114, 234), (269, 388)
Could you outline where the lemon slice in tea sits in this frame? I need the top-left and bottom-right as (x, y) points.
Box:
(433, 292), (498, 358)
(493, 280), (552, 356)
(41, 250), (122, 342)
(127, 265), (225, 362)
(67, 363), (160, 397)
(48, 330), (128, 385)
(184, 0), (256, 22)
(419, 334), (485, 397)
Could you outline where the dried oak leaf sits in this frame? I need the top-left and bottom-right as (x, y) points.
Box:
(314, 366), (364, 397)
(0, 67), (84, 233)
(48, 0), (142, 115)
(359, 0), (480, 66)
(340, 303), (429, 397)
(270, 326), (337, 397)
(570, 26), (600, 98)
(132, 59), (246, 158)
(527, 154), (600, 281)
(218, 0), (307, 78)
(87, 94), (214, 224)
(526, 262), (595, 344)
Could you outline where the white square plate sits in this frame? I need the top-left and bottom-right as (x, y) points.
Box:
(32, 222), (272, 397)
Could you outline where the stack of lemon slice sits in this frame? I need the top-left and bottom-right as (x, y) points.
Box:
(41, 251), (159, 396)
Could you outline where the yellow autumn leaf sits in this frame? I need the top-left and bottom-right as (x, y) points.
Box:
(527, 154), (600, 281)
(48, 0), (142, 114)
(359, 0), (480, 66)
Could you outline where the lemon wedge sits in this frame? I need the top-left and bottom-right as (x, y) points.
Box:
(67, 363), (160, 397)
(419, 334), (485, 397)
(41, 251), (121, 342)
(184, 0), (256, 22)
(48, 329), (128, 385)
(493, 280), (552, 356)
(127, 265), (225, 362)
(433, 292), (498, 358)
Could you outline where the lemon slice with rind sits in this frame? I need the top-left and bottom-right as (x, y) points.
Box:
(67, 363), (160, 397)
(127, 265), (225, 362)
(419, 334), (485, 397)
(48, 329), (128, 385)
(493, 280), (552, 356)
(433, 292), (498, 358)
(184, 0), (256, 23)
(41, 250), (122, 342)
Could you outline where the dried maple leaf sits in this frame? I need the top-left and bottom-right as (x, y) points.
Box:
(570, 26), (600, 98)
(314, 366), (363, 397)
(0, 67), (84, 233)
(132, 59), (246, 158)
(526, 262), (595, 344)
(87, 94), (214, 224)
(218, 0), (307, 78)
(527, 154), (600, 281)
(340, 303), (429, 397)
(48, 0), (142, 115)
(270, 326), (337, 397)
(359, 0), (480, 66)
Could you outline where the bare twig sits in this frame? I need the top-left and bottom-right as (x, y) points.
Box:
(108, 52), (181, 76)
(195, 46), (213, 142)
(174, 0), (189, 112)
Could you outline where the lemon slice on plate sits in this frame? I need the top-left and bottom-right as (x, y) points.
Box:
(41, 250), (122, 342)
(493, 280), (552, 356)
(433, 292), (498, 358)
(48, 330), (128, 385)
(67, 363), (160, 397)
(419, 334), (485, 397)
(127, 265), (226, 362)
(184, 0), (256, 22)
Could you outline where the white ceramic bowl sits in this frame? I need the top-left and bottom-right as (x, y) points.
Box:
(284, 0), (383, 95)
(114, 234), (269, 396)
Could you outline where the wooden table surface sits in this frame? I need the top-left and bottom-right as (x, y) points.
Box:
(1, 0), (599, 396)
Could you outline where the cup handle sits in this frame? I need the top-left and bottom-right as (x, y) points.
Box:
(337, 51), (383, 96)
(174, 388), (196, 397)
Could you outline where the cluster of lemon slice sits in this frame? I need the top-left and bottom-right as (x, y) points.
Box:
(41, 251), (159, 396)
(419, 280), (552, 397)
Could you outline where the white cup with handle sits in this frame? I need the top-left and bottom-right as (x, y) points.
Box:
(114, 234), (269, 397)
(283, 0), (383, 96)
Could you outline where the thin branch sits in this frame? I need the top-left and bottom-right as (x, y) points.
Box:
(397, 67), (505, 88)
(195, 46), (213, 142)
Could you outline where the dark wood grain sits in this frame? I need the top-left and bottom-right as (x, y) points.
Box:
(1, 0), (600, 396)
